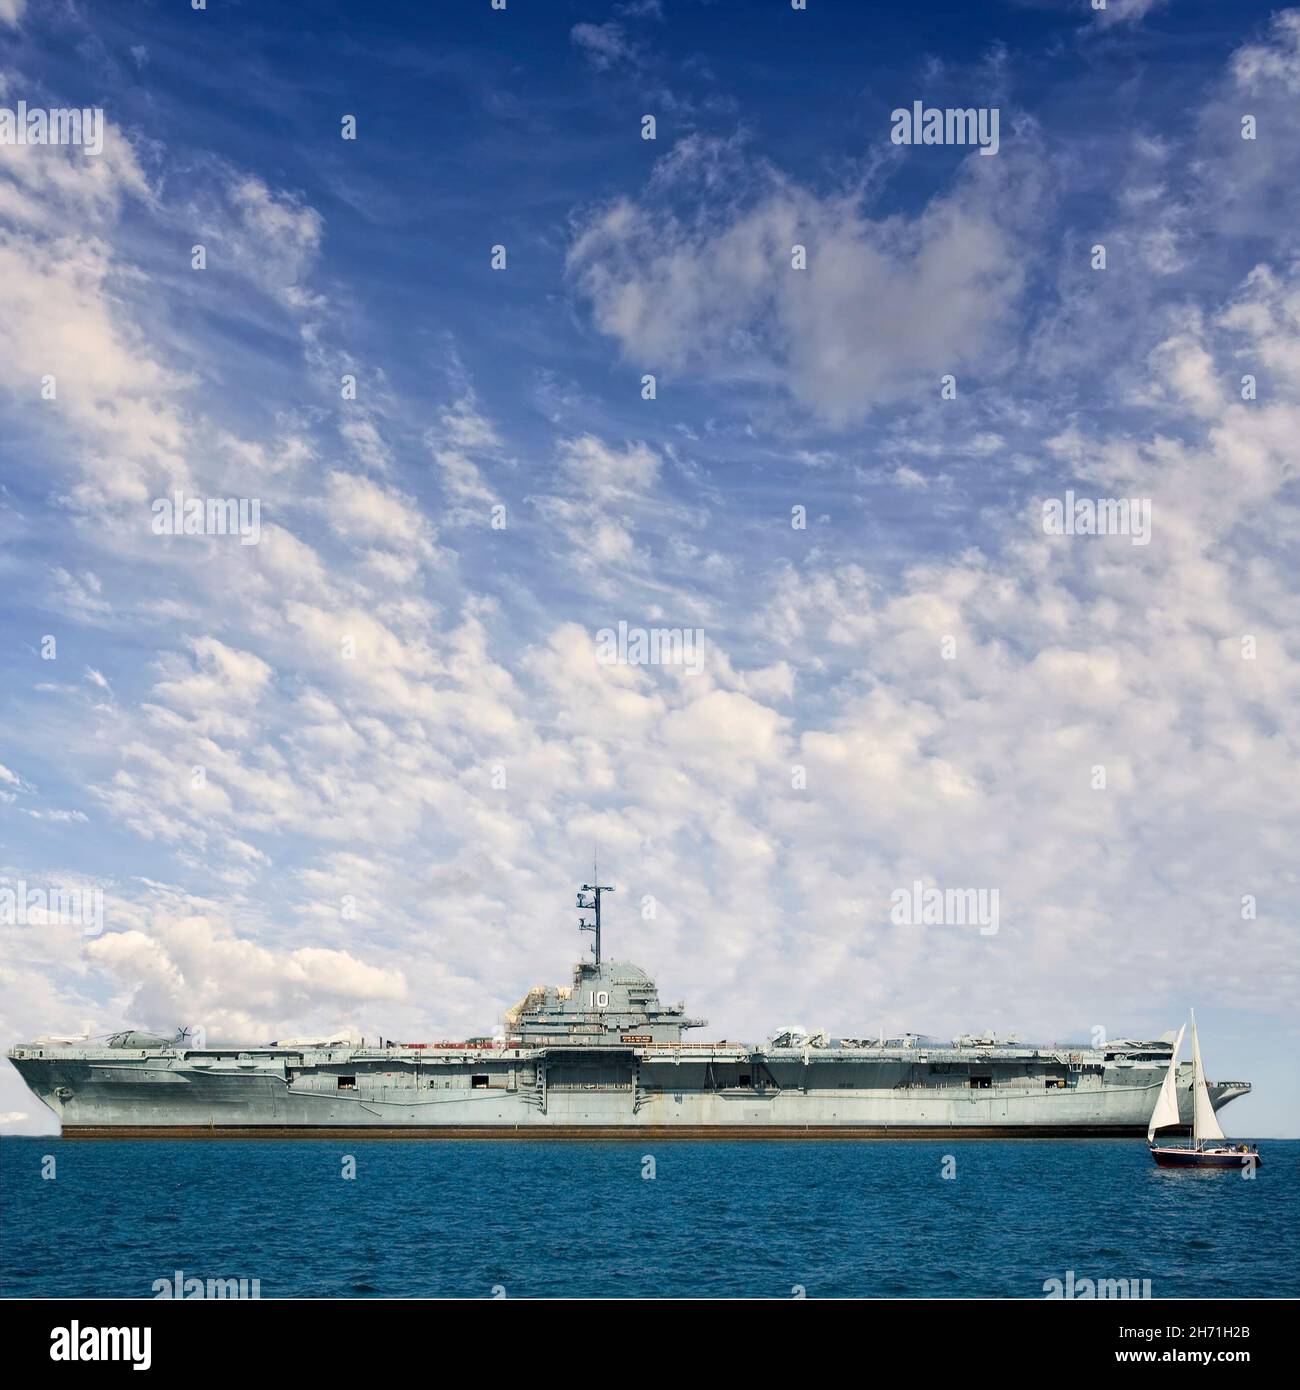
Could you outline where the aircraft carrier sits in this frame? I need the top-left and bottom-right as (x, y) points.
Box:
(7, 880), (1252, 1138)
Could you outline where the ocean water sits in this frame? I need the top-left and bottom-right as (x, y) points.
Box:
(2, 1137), (1296, 1299)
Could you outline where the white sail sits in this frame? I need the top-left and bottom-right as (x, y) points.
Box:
(1147, 1023), (1186, 1142)
(1191, 1010), (1225, 1144)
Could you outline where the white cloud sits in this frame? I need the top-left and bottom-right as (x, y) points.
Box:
(533, 435), (665, 577)
(557, 433), (660, 497)
(220, 175), (325, 312)
(324, 471), (439, 563)
(568, 135), (1044, 424)
(1092, 0), (1171, 29)
(571, 22), (636, 70)
(1231, 10), (1300, 88)
(426, 393), (502, 510)
(153, 637), (273, 713)
(438, 393), (500, 451)
(85, 906), (407, 1044)
(0, 125), (332, 518)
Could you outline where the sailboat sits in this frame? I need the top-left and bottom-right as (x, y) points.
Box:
(1148, 1012), (1261, 1168)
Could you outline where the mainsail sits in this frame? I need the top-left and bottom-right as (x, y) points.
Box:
(1147, 1023), (1186, 1143)
(1191, 1010), (1225, 1144)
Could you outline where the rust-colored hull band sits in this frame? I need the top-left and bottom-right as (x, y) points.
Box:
(60, 1123), (1164, 1141)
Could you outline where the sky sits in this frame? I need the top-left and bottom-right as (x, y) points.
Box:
(0, 0), (1297, 1136)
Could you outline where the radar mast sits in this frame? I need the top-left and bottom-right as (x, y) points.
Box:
(576, 875), (614, 966)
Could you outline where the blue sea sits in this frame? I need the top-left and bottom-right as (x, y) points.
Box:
(2, 1138), (1297, 1299)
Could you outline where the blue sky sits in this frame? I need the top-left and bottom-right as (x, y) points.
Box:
(1, 0), (1298, 1135)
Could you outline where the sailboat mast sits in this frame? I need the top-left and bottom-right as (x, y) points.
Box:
(1189, 1009), (1226, 1147)
(1195, 1011), (1206, 1150)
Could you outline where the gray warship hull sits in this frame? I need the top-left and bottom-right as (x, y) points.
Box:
(8, 1041), (1250, 1138)
(7, 879), (1254, 1138)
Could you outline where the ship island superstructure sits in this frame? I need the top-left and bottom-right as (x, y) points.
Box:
(7, 880), (1252, 1138)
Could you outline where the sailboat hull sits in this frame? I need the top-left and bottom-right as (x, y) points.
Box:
(1149, 1144), (1261, 1169)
